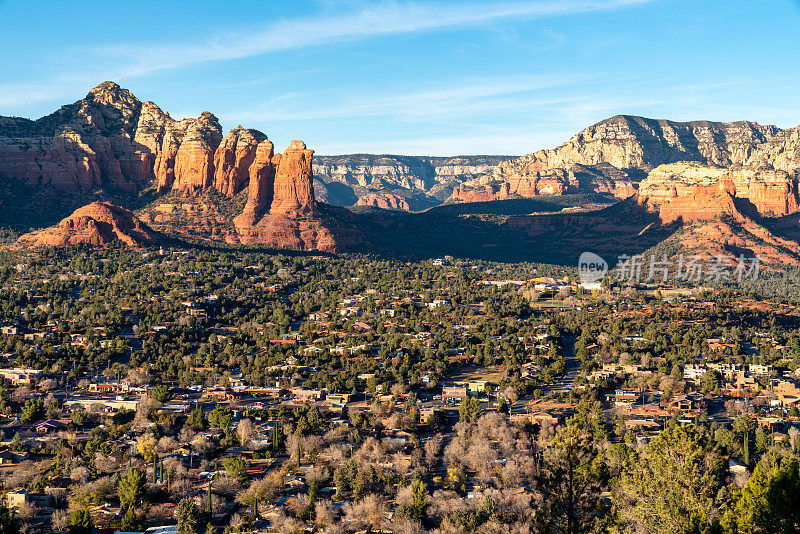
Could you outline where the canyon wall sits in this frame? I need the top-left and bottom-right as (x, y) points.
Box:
(314, 154), (513, 209)
(637, 162), (800, 217)
(451, 114), (800, 204)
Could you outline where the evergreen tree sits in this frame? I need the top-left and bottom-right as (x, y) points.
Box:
(533, 423), (601, 534)
(118, 466), (146, 511)
(615, 425), (724, 534)
(69, 509), (94, 534)
(410, 480), (427, 521)
(189, 402), (206, 430)
(223, 457), (248, 484)
(121, 506), (139, 532)
(175, 498), (201, 534)
(271, 419), (282, 451)
(726, 453), (800, 533)
(0, 496), (19, 534)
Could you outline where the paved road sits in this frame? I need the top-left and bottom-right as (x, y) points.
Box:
(510, 335), (579, 415)
(545, 335), (578, 394)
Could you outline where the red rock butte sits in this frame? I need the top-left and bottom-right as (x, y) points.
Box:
(15, 202), (160, 247)
(0, 82), (360, 252)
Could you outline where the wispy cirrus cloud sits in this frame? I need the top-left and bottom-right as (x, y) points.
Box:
(0, 0), (653, 111)
(216, 73), (593, 124)
(96, 0), (653, 78)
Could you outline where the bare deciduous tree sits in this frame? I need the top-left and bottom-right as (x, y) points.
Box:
(236, 418), (255, 448)
(343, 493), (387, 532)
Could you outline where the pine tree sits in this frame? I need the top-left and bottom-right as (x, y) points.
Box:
(410, 480), (427, 521)
(69, 509), (94, 534)
(118, 466), (146, 511)
(616, 425), (724, 534)
(190, 402), (206, 430)
(121, 506), (139, 532)
(725, 454), (800, 533)
(271, 420), (282, 451)
(175, 498), (201, 534)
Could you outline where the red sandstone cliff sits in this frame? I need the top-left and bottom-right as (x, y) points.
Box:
(229, 141), (358, 252)
(637, 162), (799, 216)
(170, 112), (223, 195)
(212, 126), (267, 197)
(654, 179), (744, 224)
(15, 202), (160, 247)
(356, 192), (412, 211)
(449, 114), (800, 204)
(269, 140), (316, 216)
(0, 82), (145, 193)
(233, 140), (277, 227)
(450, 162), (636, 203)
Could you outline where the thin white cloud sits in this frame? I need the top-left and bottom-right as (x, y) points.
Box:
(95, 0), (653, 78)
(313, 131), (574, 156)
(0, 0), (652, 112)
(217, 73), (592, 124)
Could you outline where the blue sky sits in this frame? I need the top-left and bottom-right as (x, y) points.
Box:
(1, 0), (799, 155)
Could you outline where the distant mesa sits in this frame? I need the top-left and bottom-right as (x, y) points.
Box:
(450, 162), (636, 203)
(314, 154), (512, 207)
(5, 83), (800, 262)
(15, 202), (160, 247)
(637, 161), (800, 219)
(449, 115), (800, 204)
(356, 192), (412, 211)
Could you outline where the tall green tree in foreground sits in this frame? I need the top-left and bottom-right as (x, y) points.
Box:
(614, 425), (724, 534)
(0, 496), (19, 534)
(69, 509), (93, 534)
(176, 497), (201, 534)
(724, 453), (800, 533)
(118, 465), (146, 511)
(533, 422), (602, 534)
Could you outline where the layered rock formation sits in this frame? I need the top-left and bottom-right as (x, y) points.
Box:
(313, 154), (513, 207)
(148, 111), (226, 195)
(212, 127), (267, 197)
(15, 202), (160, 247)
(451, 114), (800, 204)
(169, 112), (223, 195)
(451, 163), (636, 202)
(0, 81), (272, 200)
(8, 85), (800, 260)
(498, 115), (800, 175)
(0, 82), (360, 251)
(637, 162), (799, 216)
(356, 192), (412, 211)
(653, 179), (744, 224)
(227, 141), (358, 252)
(269, 141), (316, 216)
(0, 82), (146, 192)
(234, 140), (277, 227)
